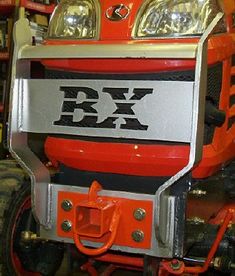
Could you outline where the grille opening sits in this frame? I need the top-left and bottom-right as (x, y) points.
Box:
(228, 116), (235, 130)
(53, 164), (170, 195)
(230, 95), (235, 108)
(232, 55), (235, 67)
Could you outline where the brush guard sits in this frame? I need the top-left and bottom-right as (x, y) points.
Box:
(8, 12), (224, 258)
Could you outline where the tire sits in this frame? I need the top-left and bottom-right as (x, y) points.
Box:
(0, 159), (64, 276)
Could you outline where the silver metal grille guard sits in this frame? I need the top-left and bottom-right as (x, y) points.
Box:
(8, 13), (223, 258)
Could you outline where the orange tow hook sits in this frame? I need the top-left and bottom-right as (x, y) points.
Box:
(73, 181), (121, 256)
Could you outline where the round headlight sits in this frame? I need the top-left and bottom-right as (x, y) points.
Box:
(47, 0), (100, 39)
(133, 0), (226, 39)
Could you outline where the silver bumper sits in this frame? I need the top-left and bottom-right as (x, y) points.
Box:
(19, 43), (198, 59)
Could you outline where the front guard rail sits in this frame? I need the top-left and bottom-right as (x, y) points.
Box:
(19, 43), (198, 59)
(8, 13), (224, 258)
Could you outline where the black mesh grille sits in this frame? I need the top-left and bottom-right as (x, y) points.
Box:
(229, 55), (235, 129)
(230, 55), (235, 111)
(204, 62), (223, 142)
(230, 95), (235, 108)
(206, 63), (222, 107)
(44, 63), (223, 145)
(45, 63), (222, 107)
(231, 75), (235, 86)
(45, 68), (196, 81)
(228, 117), (235, 130)
(54, 164), (169, 194)
(231, 55), (235, 88)
(232, 55), (235, 67)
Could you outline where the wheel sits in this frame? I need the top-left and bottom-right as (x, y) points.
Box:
(0, 159), (64, 276)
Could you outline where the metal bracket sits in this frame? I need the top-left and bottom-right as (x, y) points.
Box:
(8, 18), (52, 228)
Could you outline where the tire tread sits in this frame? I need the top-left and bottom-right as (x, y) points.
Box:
(0, 159), (28, 276)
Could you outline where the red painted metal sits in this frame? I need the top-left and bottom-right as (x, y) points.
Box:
(95, 253), (143, 267)
(99, 0), (140, 41)
(209, 204), (235, 225)
(42, 58), (196, 74)
(101, 264), (117, 276)
(57, 189), (153, 250)
(73, 181), (121, 256)
(45, 137), (189, 177)
(20, 0), (55, 14)
(45, 132), (235, 178)
(80, 260), (98, 276)
(101, 264), (142, 275)
(0, 52), (9, 61)
(161, 260), (185, 275)
(0, 0), (14, 14)
(81, 254), (144, 275)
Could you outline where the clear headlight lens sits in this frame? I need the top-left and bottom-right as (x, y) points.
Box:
(47, 0), (99, 39)
(133, 0), (225, 38)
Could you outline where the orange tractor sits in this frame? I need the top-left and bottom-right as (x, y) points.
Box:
(1, 0), (235, 275)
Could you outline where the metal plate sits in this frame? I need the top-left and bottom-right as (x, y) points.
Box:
(20, 79), (194, 142)
(19, 43), (198, 60)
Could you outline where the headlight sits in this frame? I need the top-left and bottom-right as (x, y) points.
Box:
(47, 0), (99, 39)
(133, 0), (226, 39)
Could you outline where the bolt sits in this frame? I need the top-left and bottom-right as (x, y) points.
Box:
(213, 257), (222, 270)
(132, 230), (144, 242)
(170, 259), (181, 270)
(133, 208), (146, 221)
(61, 200), (73, 211)
(21, 231), (37, 243)
(187, 217), (205, 225)
(61, 220), (72, 232)
(189, 189), (207, 197)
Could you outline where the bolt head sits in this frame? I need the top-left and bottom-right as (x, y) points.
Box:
(132, 230), (144, 242)
(61, 200), (73, 211)
(133, 208), (146, 221)
(187, 217), (205, 225)
(170, 259), (181, 270)
(61, 220), (72, 232)
(190, 189), (207, 197)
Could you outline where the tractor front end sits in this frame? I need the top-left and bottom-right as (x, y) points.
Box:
(3, 0), (235, 275)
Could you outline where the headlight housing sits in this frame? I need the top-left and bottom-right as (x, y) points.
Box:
(47, 0), (100, 39)
(133, 0), (226, 39)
